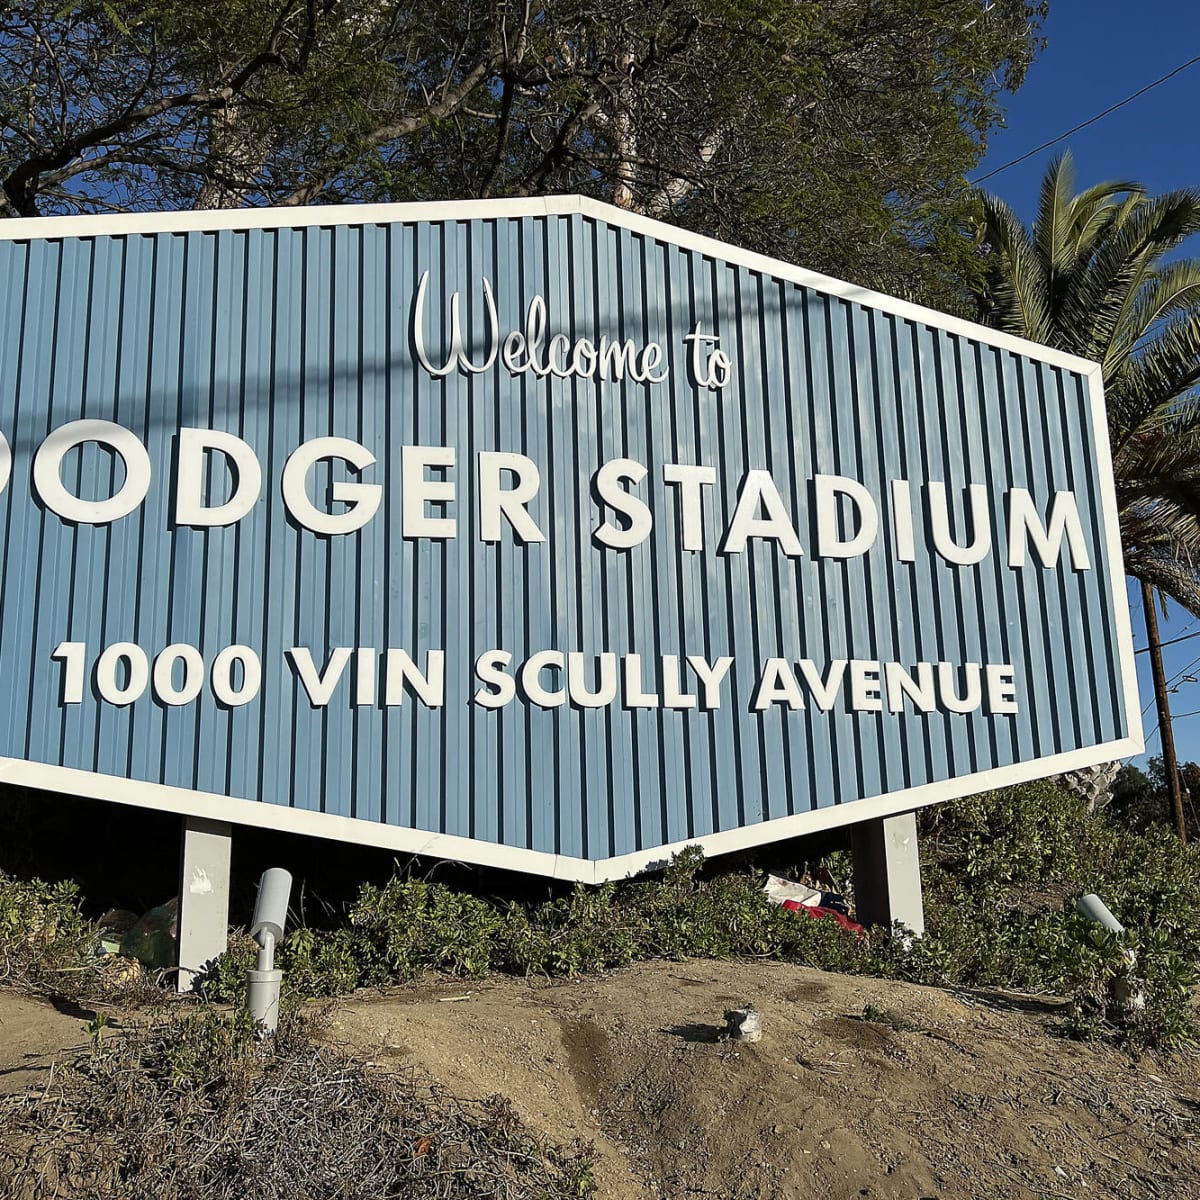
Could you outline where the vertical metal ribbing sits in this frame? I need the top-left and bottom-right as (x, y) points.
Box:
(0, 213), (1133, 868)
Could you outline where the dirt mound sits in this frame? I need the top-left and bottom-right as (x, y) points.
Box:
(327, 960), (1200, 1200)
(3, 960), (1199, 1199)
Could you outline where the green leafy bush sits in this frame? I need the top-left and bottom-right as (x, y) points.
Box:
(915, 782), (1200, 1047)
(921, 781), (1095, 886)
(11, 779), (1200, 1053)
(350, 878), (505, 980)
(0, 874), (104, 995)
(225, 780), (1195, 1052)
(0, 873), (172, 1002)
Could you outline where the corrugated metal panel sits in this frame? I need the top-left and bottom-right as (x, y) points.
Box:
(0, 207), (1137, 875)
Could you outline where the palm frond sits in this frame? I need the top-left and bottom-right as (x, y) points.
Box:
(1034, 152), (1077, 275)
(976, 160), (1200, 607)
(1113, 312), (1200, 446)
(980, 192), (1051, 341)
(1065, 176), (1143, 258)
(1127, 259), (1200, 348)
(1059, 193), (1200, 364)
(1122, 544), (1200, 616)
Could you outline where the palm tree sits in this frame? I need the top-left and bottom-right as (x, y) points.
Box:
(974, 152), (1200, 839)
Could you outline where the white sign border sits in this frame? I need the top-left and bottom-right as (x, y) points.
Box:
(0, 196), (1145, 881)
(0, 734), (1144, 883)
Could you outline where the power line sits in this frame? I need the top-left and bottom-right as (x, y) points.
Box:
(1139, 647), (1200, 720)
(972, 51), (1200, 185)
(1146, 706), (1200, 746)
(1166, 648), (1200, 691)
(1135, 626), (1200, 655)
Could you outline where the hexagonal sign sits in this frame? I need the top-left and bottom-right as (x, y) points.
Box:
(0, 197), (1141, 881)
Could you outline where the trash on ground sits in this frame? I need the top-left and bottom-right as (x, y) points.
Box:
(119, 898), (178, 970)
(96, 909), (139, 956)
(764, 874), (865, 936)
(724, 1006), (763, 1042)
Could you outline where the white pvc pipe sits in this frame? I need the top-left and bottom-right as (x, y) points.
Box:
(1076, 893), (1124, 933)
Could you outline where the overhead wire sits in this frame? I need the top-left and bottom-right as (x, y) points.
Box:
(1144, 706), (1200, 756)
(1134, 625), (1200, 655)
(1165, 646), (1200, 690)
(1140, 646), (1200, 721)
(971, 51), (1200, 185)
(939, 54), (1200, 752)
(990, 53), (1200, 759)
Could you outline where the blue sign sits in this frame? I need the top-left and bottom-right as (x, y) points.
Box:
(0, 198), (1142, 880)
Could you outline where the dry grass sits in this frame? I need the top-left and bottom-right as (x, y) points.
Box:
(0, 1008), (596, 1199)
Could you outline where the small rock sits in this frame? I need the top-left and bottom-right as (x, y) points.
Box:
(724, 1005), (763, 1042)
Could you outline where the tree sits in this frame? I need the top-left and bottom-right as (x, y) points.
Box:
(0, 0), (1045, 301)
(1109, 762), (1160, 829)
(974, 153), (1200, 613)
(1110, 758), (1200, 838)
(973, 154), (1200, 841)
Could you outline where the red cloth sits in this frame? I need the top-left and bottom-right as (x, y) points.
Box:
(781, 898), (866, 937)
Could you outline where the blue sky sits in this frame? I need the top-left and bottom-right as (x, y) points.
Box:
(973, 2), (1200, 768)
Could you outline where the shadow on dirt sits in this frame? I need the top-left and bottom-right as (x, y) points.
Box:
(663, 1022), (725, 1043)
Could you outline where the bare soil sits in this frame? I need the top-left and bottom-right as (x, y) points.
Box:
(4, 960), (1200, 1199)
(0, 993), (92, 1098)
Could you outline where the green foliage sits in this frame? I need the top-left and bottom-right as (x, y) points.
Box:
(502, 884), (648, 977)
(153, 1006), (262, 1090)
(83, 1010), (112, 1050)
(198, 933), (257, 1003)
(201, 927), (370, 1003)
(230, 779), (1194, 1053)
(9, 781), (1199, 1055)
(1111, 758), (1200, 840)
(0, 873), (101, 993)
(0, 0), (1045, 303)
(280, 927), (371, 998)
(350, 878), (507, 981)
(923, 781), (1094, 886)
(915, 782), (1200, 1049)
(193, 851), (892, 1000)
(1062, 924), (1197, 1050)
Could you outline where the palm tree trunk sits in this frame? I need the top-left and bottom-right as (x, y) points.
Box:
(1142, 580), (1188, 843)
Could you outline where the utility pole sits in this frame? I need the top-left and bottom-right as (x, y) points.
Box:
(1142, 580), (1188, 844)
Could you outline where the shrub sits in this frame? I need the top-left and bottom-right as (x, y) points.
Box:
(350, 878), (506, 980)
(0, 873), (149, 1000)
(190, 778), (1192, 1053)
(915, 781), (1200, 1048)
(13, 778), (1200, 1053)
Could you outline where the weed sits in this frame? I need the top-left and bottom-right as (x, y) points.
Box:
(83, 1011), (111, 1050)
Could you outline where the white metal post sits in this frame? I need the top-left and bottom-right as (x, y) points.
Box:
(851, 810), (925, 937)
(176, 816), (233, 992)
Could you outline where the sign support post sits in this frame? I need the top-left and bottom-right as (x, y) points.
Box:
(851, 811), (925, 937)
(176, 816), (232, 993)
